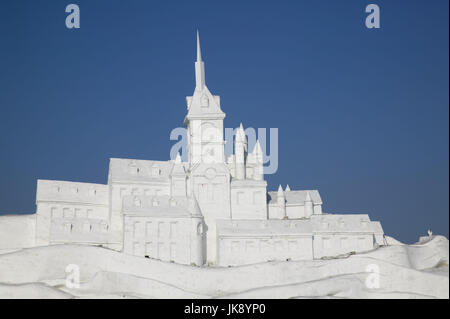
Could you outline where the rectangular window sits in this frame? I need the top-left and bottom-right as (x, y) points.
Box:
(134, 222), (142, 238)
(357, 237), (366, 250)
(288, 240), (298, 251)
(275, 241), (283, 251)
(157, 222), (165, 237)
(260, 240), (270, 252)
(198, 184), (208, 202)
(64, 223), (72, 232)
(133, 242), (141, 256)
(237, 191), (245, 205)
(157, 242), (164, 260)
(83, 222), (91, 232)
(51, 207), (62, 218)
(63, 208), (73, 218)
(322, 237), (331, 249)
(231, 241), (240, 252)
(145, 242), (152, 256)
(253, 191), (262, 204)
(75, 208), (87, 219)
(145, 222), (152, 236)
(341, 237), (348, 249)
(169, 222), (177, 239)
(213, 184), (222, 202)
(169, 243), (176, 262)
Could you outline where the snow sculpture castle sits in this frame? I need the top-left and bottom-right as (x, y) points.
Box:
(0, 33), (385, 266)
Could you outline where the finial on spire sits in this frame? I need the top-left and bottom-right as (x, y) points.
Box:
(254, 139), (262, 155)
(277, 184), (284, 195)
(196, 30), (202, 62)
(194, 30), (206, 90)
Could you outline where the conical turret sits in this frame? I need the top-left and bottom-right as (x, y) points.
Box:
(235, 123), (247, 180)
(253, 140), (264, 181)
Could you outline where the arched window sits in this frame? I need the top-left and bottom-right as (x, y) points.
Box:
(197, 222), (203, 235)
(201, 94), (209, 108)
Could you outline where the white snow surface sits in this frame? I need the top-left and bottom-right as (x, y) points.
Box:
(0, 235), (448, 299)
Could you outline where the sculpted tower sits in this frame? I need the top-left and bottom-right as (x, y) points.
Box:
(184, 32), (231, 264)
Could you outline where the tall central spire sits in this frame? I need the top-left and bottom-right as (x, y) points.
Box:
(195, 30), (206, 90)
(196, 30), (202, 62)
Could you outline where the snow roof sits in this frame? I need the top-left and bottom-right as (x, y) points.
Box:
(267, 190), (322, 206)
(217, 214), (384, 237)
(36, 180), (108, 205)
(108, 158), (175, 183)
(310, 214), (384, 234)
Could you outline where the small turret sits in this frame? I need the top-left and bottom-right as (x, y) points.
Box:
(188, 196), (205, 266)
(253, 140), (264, 181)
(285, 184), (291, 192)
(195, 30), (205, 91)
(235, 123), (247, 180)
(277, 185), (286, 218)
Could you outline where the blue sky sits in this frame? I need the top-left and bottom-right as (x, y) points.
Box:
(0, 0), (448, 243)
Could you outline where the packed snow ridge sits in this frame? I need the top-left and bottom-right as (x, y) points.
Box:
(0, 235), (448, 299)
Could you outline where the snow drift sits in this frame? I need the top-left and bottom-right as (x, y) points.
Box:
(0, 235), (448, 299)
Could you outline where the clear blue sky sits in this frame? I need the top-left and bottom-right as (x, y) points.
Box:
(0, 0), (448, 243)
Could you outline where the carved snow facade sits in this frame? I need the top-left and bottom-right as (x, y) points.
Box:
(0, 33), (385, 266)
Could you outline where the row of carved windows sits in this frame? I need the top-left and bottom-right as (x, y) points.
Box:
(229, 239), (305, 253)
(119, 187), (165, 198)
(52, 185), (100, 196)
(59, 221), (108, 233)
(235, 191), (263, 205)
(197, 183), (222, 203)
(133, 241), (177, 262)
(321, 237), (368, 250)
(132, 221), (178, 239)
(51, 206), (95, 219)
(128, 164), (161, 176)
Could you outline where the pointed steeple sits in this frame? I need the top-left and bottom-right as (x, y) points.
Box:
(236, 123), (246, 143)
(254, 139), (263, 156)
(277, 185), (286, 218)
(277, 185), (284, 197)
(252, 139), (264, 181)
(285, 184), (291, 192)
(195, 30), (206, 90)
(196, 30), (202, 62)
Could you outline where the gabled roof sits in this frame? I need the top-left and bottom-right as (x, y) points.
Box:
(185, 87), (224, 119)
(310, 214), (384, 234)
(108, 158), (173, 184)
(267, 190), (322, 206)
(36, 180), (108, 205)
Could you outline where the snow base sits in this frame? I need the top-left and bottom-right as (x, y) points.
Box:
(0, 235), (448, 299)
